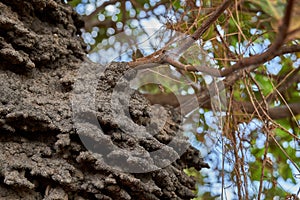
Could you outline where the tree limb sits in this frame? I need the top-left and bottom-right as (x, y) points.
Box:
(239, 101), (300, 120)
(128, 0), (233, 73)
(129, 0), (299, 78)
(266, 66), (300, 102)
(172, 0), (233, 55)
(144, 93), (300, 119)
(220, 0), (295, 77)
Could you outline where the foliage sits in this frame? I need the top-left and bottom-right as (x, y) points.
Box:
(69, 0), (300, 199)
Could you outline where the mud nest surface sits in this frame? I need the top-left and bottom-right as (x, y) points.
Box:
(0, 0), (208, 199)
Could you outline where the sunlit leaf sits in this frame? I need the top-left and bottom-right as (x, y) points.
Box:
(249, 0), (285, 20)
(254, 74), (274, 96)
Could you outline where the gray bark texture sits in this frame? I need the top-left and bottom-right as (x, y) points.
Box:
(0, 0), (208, 199)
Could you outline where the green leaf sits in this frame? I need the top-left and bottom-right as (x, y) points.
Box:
(250, 161), (263, 180)
(278, 162), (293, 180)
(172, 0), (181, 9)
(249, 0), (285, 20)
(68, 0), (82, 7)
(254, 74), (274, 96)
(252, 147), (265, 158)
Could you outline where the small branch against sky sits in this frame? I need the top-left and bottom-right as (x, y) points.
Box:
(128, 0), (299, 79)
(221, 0), (295, 76)
(128, 0), (234, 76)
(171, 0), (233, 56)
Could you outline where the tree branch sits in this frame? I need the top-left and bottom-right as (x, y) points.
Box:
(220, 0), (295, 77)
(167, 0), (233, 57)
(275, 44), (300, 55)
(128, 0), (233, 72)
(129, 43), (300, 76)
(85, 19), (115, 31)
(131, 0), (298, 121)
(144, 93), (300, 119)
(162, 55), (221, 76)
(238, 101), (300, 120)
(129, 0), (299, 79)
(266, 66), (300, 102)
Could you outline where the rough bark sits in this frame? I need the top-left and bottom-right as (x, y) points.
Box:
(0, 0), (208, 199)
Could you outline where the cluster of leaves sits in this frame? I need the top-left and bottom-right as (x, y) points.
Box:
(69, 0), (300, 199)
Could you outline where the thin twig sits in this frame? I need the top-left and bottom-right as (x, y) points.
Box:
(257, 128), (270, 200)
(220, 0), (295, 77)
(172, 0), (233, 56)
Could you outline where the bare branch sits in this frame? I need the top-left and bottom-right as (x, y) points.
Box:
(130, 0), (298, 122)
(85, 19), (115, 31)
(162, 55), (221, 76)
(144, 93), (300, 119)
(130, 0), (143, 10)
(192, 0), (233, 40)
(240, 102), (300, 120)
(120, 1), (126, 24)
(172, 0), (233, 56)
(130, 37), (299, 79)
(130, 44), (300, 77)
(221, 0), (295, 77)
(267, 66), (300, 102)
(129, 0), (233, 71)
(171, 0), (297, 77)
(275, 44), (300, 55)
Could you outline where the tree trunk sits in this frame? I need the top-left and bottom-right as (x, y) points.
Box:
(0, 0), (208, 199)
